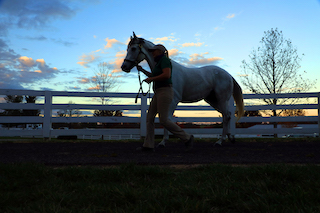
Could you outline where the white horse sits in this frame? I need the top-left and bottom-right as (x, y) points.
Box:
(121, 32), (244, 146)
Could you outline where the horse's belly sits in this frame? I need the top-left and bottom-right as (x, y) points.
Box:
(180, 86), (212, 103)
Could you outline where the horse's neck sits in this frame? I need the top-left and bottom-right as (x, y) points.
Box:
(142, 40), (185, 72)
(142, 41), (156, 70)
(145, 54), (155, 70)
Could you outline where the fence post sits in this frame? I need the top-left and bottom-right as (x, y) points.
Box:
(229, 97), (236, 136)
(140, 95), (148, 138)
(43, 91), (52, 139)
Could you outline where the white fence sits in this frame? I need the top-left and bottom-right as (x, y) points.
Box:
(0, 89), (319, 139)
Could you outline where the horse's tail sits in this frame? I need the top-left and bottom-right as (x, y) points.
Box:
(232, 78), (244, 121)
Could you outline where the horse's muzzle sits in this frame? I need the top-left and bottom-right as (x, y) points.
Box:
(121, 59), (135, 73)
(121, 64), (131, 73)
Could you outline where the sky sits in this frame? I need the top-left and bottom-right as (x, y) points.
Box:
(0, 0), (319, 101)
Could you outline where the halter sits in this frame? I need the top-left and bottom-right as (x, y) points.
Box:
(123, 43), (143, 65)
(126, 43), (151, 103)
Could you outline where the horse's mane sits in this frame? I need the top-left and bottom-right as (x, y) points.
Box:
(128, 37), (155, 49)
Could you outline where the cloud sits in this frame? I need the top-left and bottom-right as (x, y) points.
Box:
(36, 59), (45, 67)
(77, 51), (101, 68)
(18, 56), (35, 68)
(152, 36), (177, 44)
(17, 35), (77, 47)
(214, 27), (224, 31)
(212, 13), (237, 33)
(0, 0), (77, 30)
(65, 86), (82, 91)
(77, 77), (90, 84)
(0, 0), (97, 37)
(238, 74), (249, 77)
(187, 52), (223, 66)
(0, 38), (60, 89)
(180, 42), (204, 47)
(88, 85), (101, 90)
(18, 35), (48, 41)
(104, 38), (122, 49)
(168, 49), (182, 57)
(226, 14), (235, 19)
(109, 50), (126, 73)
(51, 38), (77, 47)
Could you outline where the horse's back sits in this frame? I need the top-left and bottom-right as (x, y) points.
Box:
(171, 61), (233, 102)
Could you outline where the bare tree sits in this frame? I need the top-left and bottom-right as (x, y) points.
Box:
(240, 28), (316, 116)
(89, 62), (122, 117)
(240, 28), (316, 136)
(90, 62), (118, 105)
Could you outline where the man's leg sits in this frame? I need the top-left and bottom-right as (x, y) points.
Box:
(157, 87), (190, 142)
(143, 94), (158, 148)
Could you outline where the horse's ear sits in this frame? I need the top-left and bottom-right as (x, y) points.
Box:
(133, 32), (137, 39)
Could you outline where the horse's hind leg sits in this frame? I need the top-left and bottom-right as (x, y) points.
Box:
(205, 96), (231, 146)
(216, 105), (231, 146)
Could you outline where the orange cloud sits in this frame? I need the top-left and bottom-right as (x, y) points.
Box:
(78, 77), (90, 83)
(36, 59), (45, 66)
(77, 53), (100, 68)
(181, 42), (204, 47)
(110, 50), (126, 73)
(104, 38), (122, 49)
(168, 49), (182, 57)
(19, 56), (35, 67)
(88, 85), (101, 90)
(152, 36), (177, 44)
(188, 53), (223, 65)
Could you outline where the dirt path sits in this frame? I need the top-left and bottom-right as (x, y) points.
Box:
(0, 140), (319, 166)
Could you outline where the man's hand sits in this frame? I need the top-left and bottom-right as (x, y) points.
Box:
(143, 77), (153, 84)
(137, 65), (153, 77)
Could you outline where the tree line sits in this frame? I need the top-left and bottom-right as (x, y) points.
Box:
(0, 95), (39, 116)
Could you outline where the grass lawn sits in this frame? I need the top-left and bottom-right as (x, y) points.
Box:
(0, 163), (320, 213)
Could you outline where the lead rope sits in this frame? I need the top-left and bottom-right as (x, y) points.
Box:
(135, 66), (151, 104)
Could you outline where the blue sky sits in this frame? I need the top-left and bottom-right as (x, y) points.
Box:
(0, 0), (319, 96)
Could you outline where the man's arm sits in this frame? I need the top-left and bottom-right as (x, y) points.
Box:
(136, 65), (152, 77)
(144, 68), (171, 84)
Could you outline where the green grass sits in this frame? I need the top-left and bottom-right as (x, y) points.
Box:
(1, 163), (320, 212)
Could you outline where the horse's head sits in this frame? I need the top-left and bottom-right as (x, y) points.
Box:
(121, 32), (147, 73)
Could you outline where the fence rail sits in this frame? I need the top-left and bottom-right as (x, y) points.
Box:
(0, 89), (319, 139)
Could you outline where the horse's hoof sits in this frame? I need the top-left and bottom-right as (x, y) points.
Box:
(214, 142), (222, 147)
(230, 138), (236, 144)
(214, 139), (225, 147)
(157, 143), (165, 148)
